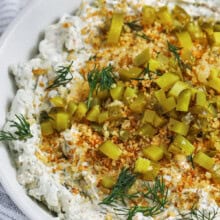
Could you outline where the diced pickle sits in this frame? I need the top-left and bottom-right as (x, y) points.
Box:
(170, 135), (195, 155)
(129, 93), (147, 114)
(48, 107), (64, 116)
(40, 120), (54, 136)
(119, 130), (130, 141)
(155, 89), (166, 103)
(168, 118), (189, 136)
(143, 145), (164, 161)
(212, 169), (220, 184)
(171, 143), (194, 156)
(159, 96), (176, 114)
(95, 89), (109, 100)
(206, 69), (220, 93)
(67, 101), (78, 116)
(163, 97), (176, 114)
(107, 13), (124, 44)
(196, 90), (207, 107)
(101, 176), (115, 189)
(176, 31), (193, 59)
(155, 54), (170, 71)
(142, 5), (156, 26)
(207, 77), (220, 93)
(98, 111), (109, 124)
(134, 157), (151, 174)
(50, 96), (65, 107)
(148, 59), (160, 72)
(86, 105), (100, 122)
(176, 31), (193, 49)
(155, 90), (176, 113)
(187, 22), (207, 44)
(168, 81), (189, 98)
(209, 68), (219, 79)
(119, 67), (142, 81)
(207, 104), (218, 118)
(137, 123), (156, 138)
(110, 82), (125, 100)
(161, 145), (172, 159)
(99, 140), (122, 160)
(176, 89), (191, 112)
(157, 6), (174, 29)
(141, 109), (156, 125)
(213, 32), (220, 46)
(74, 102), (88, 121)
(190, 87), (198, 100)
(155, 72), (179, 90)
(134, 48), (150, 67)
(123, 87), (137, 104)
(48, 108), (64, 130)
(108, 105), (123, 120)
(143, 162), (160, 180)
(90, 97), (101, 107)
(193, 151), (215, 171)
(154, 115), (166, 127)
(141, 109), (165, 127)
(55, 111), (70, 131)
(168, 144), (182, 155)
(172, 5), (190, 28)
(201, 23), (214, 44)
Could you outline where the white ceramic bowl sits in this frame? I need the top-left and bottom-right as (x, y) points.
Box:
(0, 0), (83, 219)
(0, 1), (220, 220)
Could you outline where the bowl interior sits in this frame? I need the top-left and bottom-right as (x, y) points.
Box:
(0, 0), (219, 220)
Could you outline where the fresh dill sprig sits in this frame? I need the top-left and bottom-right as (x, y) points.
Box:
(132, 64), (162, 81)
(143, 64), (152, 80)
(87, 65), (116, 108)
(0, 114), (33, 141)
(11, 115), (33, 140)
(142, 64), (162, 79)
(87, 68), (99, 108)
(167, 41), (191, 71)
(131, 65), (152, 81)
(0, 131), (16, 141)
(100, 168), (137, 206)
(127, 204), (165, 220)
(125, 20), (143, 31)
(179, 207), (218, 220)
(100, 171), (169, 220)
(125, 20), (152, 44)
(167, 41), (181, 62)
(135, 32), (152, 41)
(47, 61), (73, 89)
(190, 208), (218, 220)
(143, 177), (168, 207)
(126, 177), (168, 219)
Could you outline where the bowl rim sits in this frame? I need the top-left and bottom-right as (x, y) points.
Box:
(0, 0), (37, 51)
(0, 0), (77, 219)
(0, 2), (54, 219)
